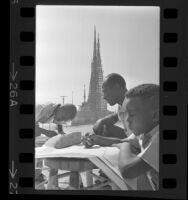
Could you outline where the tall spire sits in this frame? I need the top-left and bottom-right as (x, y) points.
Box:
(72, 27), (108, 126)
(97, 33), (100, 49)
(88, 26), (107, 117)
(97, 32), (101, 63)
(93, 25), (97, 59)
(83, 84), (86, 103)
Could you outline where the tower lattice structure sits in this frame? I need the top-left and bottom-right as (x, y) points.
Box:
(87, 27), (107, 119)
(72, 27), (109, 125)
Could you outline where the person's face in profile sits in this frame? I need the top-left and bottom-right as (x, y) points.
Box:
(102, 83), (120, 106)
(124, 97), (157, 136)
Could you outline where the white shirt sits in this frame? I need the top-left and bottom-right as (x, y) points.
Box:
(137, 125), (159, 190)
(36, 103), (58, 123)
(117, 97), (132, 137)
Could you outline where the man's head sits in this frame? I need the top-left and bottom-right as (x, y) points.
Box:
(102, 73), (127, 106)
(124, 84), (159, 136)
(53, 104), (77, 124)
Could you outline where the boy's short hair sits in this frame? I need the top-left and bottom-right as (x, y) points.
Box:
(103, 73), (126, 89)
(125, 84), (159, 100)
(61, 104), (77, 120)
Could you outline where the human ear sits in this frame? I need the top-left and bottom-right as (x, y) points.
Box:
(152, 109), (159, 123)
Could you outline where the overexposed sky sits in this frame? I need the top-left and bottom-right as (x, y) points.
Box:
(36, 6), (160, 111)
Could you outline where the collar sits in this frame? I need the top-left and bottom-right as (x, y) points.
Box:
(118, 96), (127, 113)
(139, 125), (159, 141)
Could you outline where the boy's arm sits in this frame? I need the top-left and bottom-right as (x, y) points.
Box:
(92, 134), (123, 146)
(93, 113), (119, 135)
(88, 133), (136, 147)
(100, 113), (119, 125)
(118, 142), (152, 179)
(35, 125), (57, 137)
(121, 133), (137, 142)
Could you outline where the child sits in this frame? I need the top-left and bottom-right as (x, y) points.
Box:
(35, 103), (77, 137)
(116, 84), (159, 190)
(35, 103), (77, 188)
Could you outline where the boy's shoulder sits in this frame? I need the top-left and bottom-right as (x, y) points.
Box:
(139, 125), (159, 150)
(137, 126), (159, 173)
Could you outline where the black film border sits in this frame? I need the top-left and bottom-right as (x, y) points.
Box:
(9, 0), (187, 198)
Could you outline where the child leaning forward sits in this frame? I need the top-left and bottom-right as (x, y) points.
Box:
(113, 84), (159, 190)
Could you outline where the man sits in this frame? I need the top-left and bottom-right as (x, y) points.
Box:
(83, 73), (131, 147)
(94, 73), (129, 137)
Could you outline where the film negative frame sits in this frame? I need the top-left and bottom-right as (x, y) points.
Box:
(9, 0), (187, 198)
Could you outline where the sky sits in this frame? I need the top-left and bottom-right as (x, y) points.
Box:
(36, 6), (160, 111)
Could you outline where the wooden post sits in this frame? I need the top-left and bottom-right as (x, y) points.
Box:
(69, 172), (80, 189)
(46, 169), (59, 190)
(86, 171), (93, 187)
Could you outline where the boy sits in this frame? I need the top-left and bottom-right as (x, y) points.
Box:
(92, 73), (129, 139)
(116, 84), (159, 190)
(35, 103), (77, 188)
(35, 103), (77, 137)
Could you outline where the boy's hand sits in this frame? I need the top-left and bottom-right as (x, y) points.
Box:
(126, 139), (141, 154)
(82, 132), (98, 148)
(115, 139), (141, 154)
(128, 139), (140, 148)
(130, 144), (141, 154)
(82, 133), (93, 148)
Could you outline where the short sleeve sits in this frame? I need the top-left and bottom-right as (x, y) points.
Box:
(122, 133), (137, 142)
(137, 133), (159, 172)
(127, 133), (137, 140)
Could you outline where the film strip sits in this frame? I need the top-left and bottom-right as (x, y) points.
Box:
(9, 0), (187, 198)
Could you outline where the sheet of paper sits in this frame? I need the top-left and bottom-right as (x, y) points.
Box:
(36, 145), (119, 159)
(98, 156), (137, 190)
